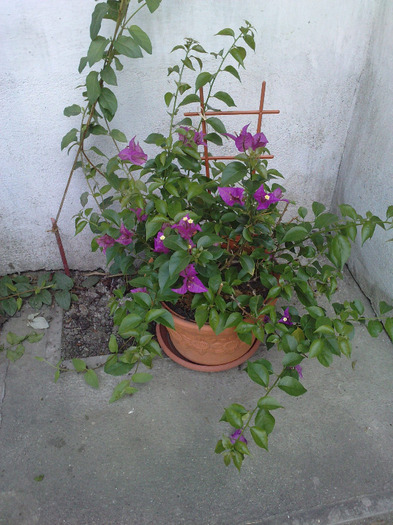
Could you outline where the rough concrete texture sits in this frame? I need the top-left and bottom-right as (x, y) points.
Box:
(0, 0), (376, 274)
(332, 0), (393, 310)
(1, 271), (393, 525)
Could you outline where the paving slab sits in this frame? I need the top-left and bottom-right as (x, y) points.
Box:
(0, 271), (393, 525)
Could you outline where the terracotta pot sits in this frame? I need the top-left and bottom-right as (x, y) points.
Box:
(160, 303), (256, 366)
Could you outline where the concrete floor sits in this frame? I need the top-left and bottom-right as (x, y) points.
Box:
(1, 270), (393, 525)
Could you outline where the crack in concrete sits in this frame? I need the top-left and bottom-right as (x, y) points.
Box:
(0, 360), (10, 432)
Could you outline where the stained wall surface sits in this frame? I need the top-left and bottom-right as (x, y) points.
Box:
(0, 0), (377, 273)
(332, 1), (393, 307)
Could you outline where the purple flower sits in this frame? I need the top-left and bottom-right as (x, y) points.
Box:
(171, 214), (201, 240)
(294, 365), (303, 378)
(118, 137), (147, 165)
(96, 234), (115, 254)
(130, 208), (148, 222)
(254, 186), (289, 210)
(178, 127), (207, 147)
(171, 264), (208, 294)
(226, 124), (268, 152)
(116, 223), (134, 246)
(130, 287), (148, 293)
(154, 231), (170, 253)
(251, 132), (269, 149)
(218, 187), (245, 206)
(279, 308), (293, 326)
(229, 429), (248, 445)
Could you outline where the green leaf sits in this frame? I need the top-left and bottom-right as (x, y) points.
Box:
(1, 298), (18, 316)
(128, 25), (152, 54)
(213, 91), (236, 107)
(104, 355), (133, 376)
(330, 234), (351, 270)
(298, 206), (308, 218)
(255, 409), (275, 434)
(34, 474), (45, 482)
(27, 332), (45, 344)
(146, 0), (161, 13)
(178, 94), (200, 107)
(90, 2), (108, 39)
(132, 372), (153, 383)
(224, 65), (241, 81)
(314, 212), (338, 229)
(281, 352), (303, 367)
(108, 334), (118, 353)
(282, 226), (309, 243)
(187, 183), (204, 201)
(361, 222), (376, 245)
(379, 301), (393, 315)
(169, 251), (191, 277)
(114, 35), (143, 58)
(164, 92), (173, 107)
(54, 290), (71, 310)
(385, 318), (393, 341)
(230, 46), (246, 68)
(220, 162), (247, 186)
(61, 128), (78, 151)
(98, 87), (118, 120)
(110, 129), (127, 142)
(239, 254), (255, 276)
(195, 72), (212, 90)
(109, 380), (137, 403)
(206, 117), (227, 134)
(72, 358), (86, 372)
(309, 338), (325, 358)
(278, 376), (307, 396)
(85, 369), (99, 389)
(367, 320), (383, 337)
(209, 308), (219, 332)
(6, 332), (25, 345)
(6, 344), (25, 362)
(338, 337), (352, 357)
(87, 36), (109, 67)
(250, 427), (268, 450)
(216, 28), (235, 37)
(243, 34), (255, 51)
(246, 362), (269, 387)
(257, 396), (284, 410)
(339, 204), (358, 219)
(63, 104), (82, 117)
(204, 132), (223, 145)
(195, 306), (209, 329)
(109, 379), (137, 403)
(54, 272), (74, 290)
(145, 133), (165, 145)
(312, 202), (326, 216)
(155, 309), (175, 329)
(86, 71), (101, 105)
(101, 64), (117, 86)
(119, 314), (142, 338)
(78, 56), (88, 73)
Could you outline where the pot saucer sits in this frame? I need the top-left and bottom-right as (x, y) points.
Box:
(156, 324), (260, 372)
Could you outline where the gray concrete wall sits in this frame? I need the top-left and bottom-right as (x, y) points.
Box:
(0, 0), (376, 274)
(332, 0), (393, 307)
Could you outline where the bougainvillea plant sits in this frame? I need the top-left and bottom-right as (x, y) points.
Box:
(63, 0), (393, 470)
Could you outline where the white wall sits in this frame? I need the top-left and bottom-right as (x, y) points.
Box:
(0, 0), (376, 274)
(332, 0), (393, 307)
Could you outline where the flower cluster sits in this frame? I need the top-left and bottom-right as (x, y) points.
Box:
(97, 223), (134, 253)
(226, 124), (268, 152)
(119, 137), (148, 165)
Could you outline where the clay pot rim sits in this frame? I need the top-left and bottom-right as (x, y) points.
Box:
(156, 323), (260, 372)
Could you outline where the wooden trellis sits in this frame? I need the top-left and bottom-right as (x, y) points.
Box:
(184, 81), (280, 178)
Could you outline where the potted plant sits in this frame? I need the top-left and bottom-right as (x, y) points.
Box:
(64, 4), (393, 470)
